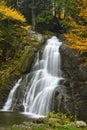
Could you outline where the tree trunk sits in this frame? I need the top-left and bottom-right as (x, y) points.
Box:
(32, 0), (36, 31)
(16, 0), (19, 10)
(52, 0), (56, 16)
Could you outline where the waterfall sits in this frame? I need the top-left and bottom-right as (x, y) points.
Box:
(23, 36), (63, 116)
(2, 78), (22, 111)
(1, 36), (63, 117)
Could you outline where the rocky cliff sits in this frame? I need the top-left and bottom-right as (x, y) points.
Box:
(59, 45), (87, 122)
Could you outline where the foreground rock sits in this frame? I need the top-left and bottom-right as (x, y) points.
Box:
(75, 121), (87, 127)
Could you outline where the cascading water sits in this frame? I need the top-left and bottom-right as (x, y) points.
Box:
(23, 36), (63, 116)
(1, 36), (63, 117)
(2, 78), (22, 111)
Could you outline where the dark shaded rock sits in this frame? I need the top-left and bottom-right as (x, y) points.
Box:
(59, 45), (87, 122)
(79, 65), (87, 81)
(51, 85), (67, 113)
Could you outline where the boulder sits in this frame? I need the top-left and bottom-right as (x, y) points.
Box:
(75, 121), (87, 127)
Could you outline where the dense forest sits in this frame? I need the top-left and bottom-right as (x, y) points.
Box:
(0, 0), (87, 129)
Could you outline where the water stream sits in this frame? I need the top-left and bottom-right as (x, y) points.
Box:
(1, 36), (63, 118)
(2, 78), (22, 111)
(23, 36), (63, 116)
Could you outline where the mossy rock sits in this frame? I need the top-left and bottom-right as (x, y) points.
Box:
(19, 46), (35, 74)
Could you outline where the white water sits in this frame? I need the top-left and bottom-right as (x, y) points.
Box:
(1, 36), (63, 117)
(23, 36), (63, 116)
(2, 78), (22, 111)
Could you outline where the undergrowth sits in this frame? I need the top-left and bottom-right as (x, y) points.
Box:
(8, 113), (87, 130)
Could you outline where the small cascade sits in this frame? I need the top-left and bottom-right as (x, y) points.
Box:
(23, 36), (63, 116)
(2, 78), (22, 111)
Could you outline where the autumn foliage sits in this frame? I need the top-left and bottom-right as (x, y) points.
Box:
(63, 0), (87, 63)
(0, 2), (26, 22)
(0, 1), (29, 65)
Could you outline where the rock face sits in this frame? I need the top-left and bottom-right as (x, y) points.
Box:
(58, 45), (87, 122)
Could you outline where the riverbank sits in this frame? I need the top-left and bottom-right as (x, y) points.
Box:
(8, 112), (87, 130)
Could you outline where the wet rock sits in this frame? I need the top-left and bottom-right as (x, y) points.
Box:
(51, 85), (67, 113)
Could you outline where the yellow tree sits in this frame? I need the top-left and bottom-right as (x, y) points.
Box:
(64, 0), (87, 64)
(0, 1), (29, 64)
(64, 0), (87, 50)
(0, 1), (26, 22)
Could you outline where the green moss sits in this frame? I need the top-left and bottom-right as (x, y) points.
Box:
(18, 46), (35, 74)
(0, 58), (20, 87)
